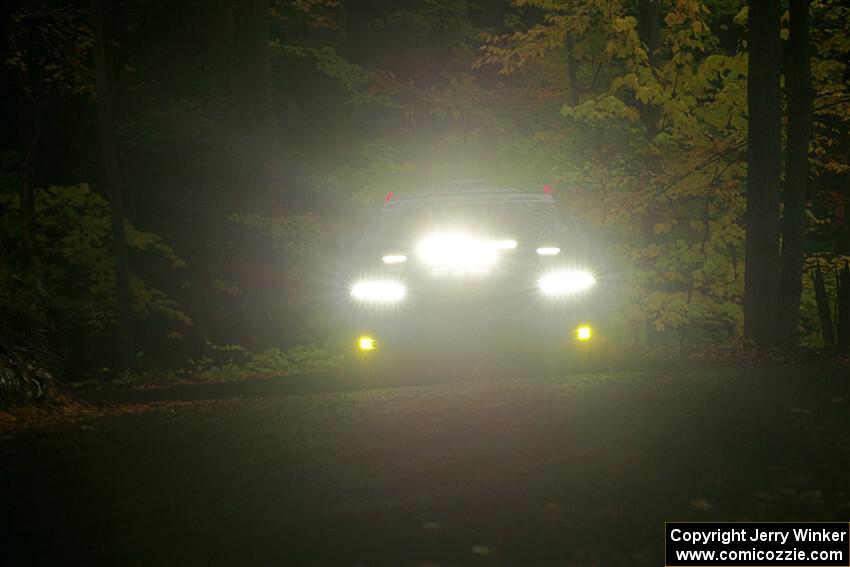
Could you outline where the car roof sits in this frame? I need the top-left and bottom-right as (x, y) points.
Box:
(382, 189), (555, 214)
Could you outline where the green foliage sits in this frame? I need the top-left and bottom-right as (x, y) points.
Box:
(0, 183), (191, 335)
(245, 345), (342, 376)
(86, 343), (341, 389)
(809, 0), (850, 178)
(189, 343), (341, 383)
(5, 0), (849, 364)
(280, 45), (402, 108)
(475, 0), (850, 344)
(481, 0), (750, 340)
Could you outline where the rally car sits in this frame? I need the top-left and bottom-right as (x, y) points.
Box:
(341, 184), (609, 378)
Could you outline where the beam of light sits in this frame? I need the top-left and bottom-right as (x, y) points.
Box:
(350, 280), (406, 302)
(538, 270), (596, 296)
(576, 325), (592, 341)
(358, 336), (376, 350)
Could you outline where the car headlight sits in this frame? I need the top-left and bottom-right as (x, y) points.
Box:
(350, 280), (406, 303)
(538, 270), (596, 296)
(382, 254), (407, 264)
(417, 232), (498, 270)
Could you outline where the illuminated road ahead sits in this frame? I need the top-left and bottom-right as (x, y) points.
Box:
(3, 369), (849, 565)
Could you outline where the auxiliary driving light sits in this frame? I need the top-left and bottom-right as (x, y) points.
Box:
(358, 336), (376, 350)
(576, 325), (592, 341)
(538, 270), (596, 296)
(350, 280), (406, 303)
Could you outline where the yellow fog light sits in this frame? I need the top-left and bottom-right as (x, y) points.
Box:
(358, 336), (376, 351)
(576, 325), (592, 341)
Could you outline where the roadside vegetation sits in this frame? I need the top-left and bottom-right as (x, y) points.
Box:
(1, 0), (849, 407)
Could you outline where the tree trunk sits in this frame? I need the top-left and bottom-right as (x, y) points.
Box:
(811, 264), (834, 345)
(837, 264), (850, 348)
(565, 30), (579, 106)
(90, 0), (135, 371)
(336, 0), (351, 163)
(19, 98), (41, 262)
(637, 0), (661, 137)
(743, 0), (782, 346)
(776, 0), (813, 346)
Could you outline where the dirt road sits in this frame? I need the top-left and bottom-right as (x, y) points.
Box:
(3, 367), (850, 565)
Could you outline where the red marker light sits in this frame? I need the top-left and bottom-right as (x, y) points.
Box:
(385, 191), (394, 202)
(543, 184), (552, 194)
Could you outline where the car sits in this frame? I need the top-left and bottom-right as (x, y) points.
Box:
(340, 184), (610, 379)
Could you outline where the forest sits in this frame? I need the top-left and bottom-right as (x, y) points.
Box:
(2, 0), (850, 395)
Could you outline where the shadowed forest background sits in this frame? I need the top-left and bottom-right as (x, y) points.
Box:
(1, 0), (850, 391)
